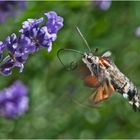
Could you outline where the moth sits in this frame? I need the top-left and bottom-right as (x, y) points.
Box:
(58, 27), (140, 111)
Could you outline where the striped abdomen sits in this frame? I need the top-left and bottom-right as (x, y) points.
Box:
(109, 65), (140, 111)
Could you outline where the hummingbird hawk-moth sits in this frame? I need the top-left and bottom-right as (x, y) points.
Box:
(58, 27), (140, 111)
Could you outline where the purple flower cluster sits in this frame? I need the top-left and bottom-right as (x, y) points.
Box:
(0, 1), (26, 23)
(0, 11), (64, 75)
(95, 0), (112, 11)
(0, 80), (28, 119)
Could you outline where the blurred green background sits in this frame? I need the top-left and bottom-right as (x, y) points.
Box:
(0, 1), (140, 139)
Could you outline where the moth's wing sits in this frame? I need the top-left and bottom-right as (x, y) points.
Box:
(76, 63), (91, 78)
(76, 63), (101, 88)
(92, 85), (104, 103)
(90, 82), (114, 104)
(84, 75), (100, 88)
(101, 51), (116, 65)
(103, 81), (114, 99)
(102, 51), (112, 58)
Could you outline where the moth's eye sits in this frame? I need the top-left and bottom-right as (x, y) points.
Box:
(87, 57), (92, 63)
(83, 54), (88, 59)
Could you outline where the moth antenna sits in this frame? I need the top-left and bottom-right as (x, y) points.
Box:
(76, 26), (91, 53)
(57, 48), (83, 71)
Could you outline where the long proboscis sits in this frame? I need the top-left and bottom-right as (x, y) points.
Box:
(57, 48), (84, 71)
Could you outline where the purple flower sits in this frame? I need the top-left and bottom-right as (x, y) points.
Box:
(0, 80), (28, 119)
(0, 41), (5, 60)
(95, 0), (112, 11)
(0, 1), (26, 23)
(135, 26), (140, 37)
(45, 11), (64, 34)
(37, 26), (57, 51)
(0, 11), (64, 75)
(19, 18), (44, 35)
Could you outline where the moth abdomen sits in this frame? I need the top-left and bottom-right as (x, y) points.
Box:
(127, 88), (137, 101)
(123, 87), (140, 111)
(111, 76), (140, 111)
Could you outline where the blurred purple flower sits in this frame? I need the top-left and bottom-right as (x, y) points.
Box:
(0, 41), (5, 59)
(95, 0), (112, 10)
(0, 1), (26, 23)
(0, 80), (28, 119)
(0, 11), (64, 75)
(135, 26), (140, 37)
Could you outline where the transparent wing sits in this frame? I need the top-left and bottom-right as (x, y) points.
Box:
(102, 51), (112, 58)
